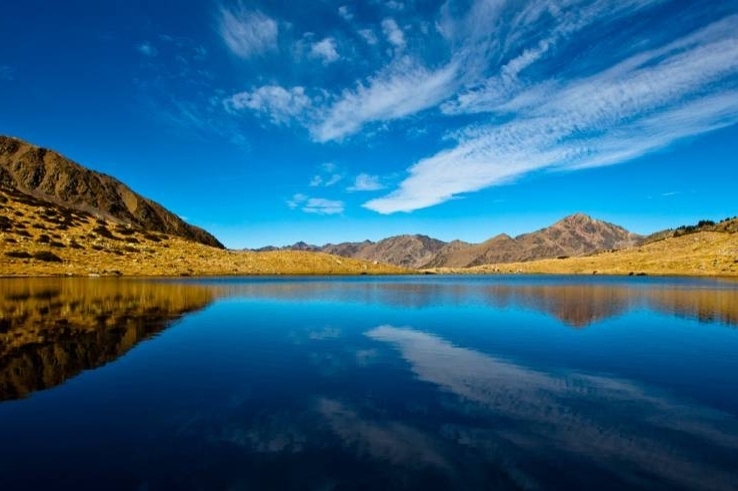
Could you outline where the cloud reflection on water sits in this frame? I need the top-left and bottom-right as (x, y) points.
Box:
(367, 325), (738, 491)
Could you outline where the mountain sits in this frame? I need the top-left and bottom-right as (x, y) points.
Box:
(349, 235), (447, 269)
(272, 214), (642, 269)
(259, 235), (447, 269)
(0, 135), (223, 248)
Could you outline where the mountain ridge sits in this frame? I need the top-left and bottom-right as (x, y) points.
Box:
(258, 214), (643, 268)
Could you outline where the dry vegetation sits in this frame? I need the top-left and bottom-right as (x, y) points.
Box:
(432, 231), (738, 277)
(0, 187), (408, 277)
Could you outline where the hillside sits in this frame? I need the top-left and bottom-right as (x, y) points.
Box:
(0, 179), (407, 277)
(0, 135), (223, 248)
(452, 225), (738, 277)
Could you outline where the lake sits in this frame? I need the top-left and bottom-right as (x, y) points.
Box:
(1, 275), (737, 490)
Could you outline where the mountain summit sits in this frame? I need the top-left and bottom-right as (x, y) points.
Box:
(0, 135), (223, 248)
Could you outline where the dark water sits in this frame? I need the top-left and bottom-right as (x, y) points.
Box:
(1, 276), (738, 490)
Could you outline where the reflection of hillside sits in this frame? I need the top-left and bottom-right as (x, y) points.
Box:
(198, 278), (738, 328)
(480, 284), (634, 327)
(646, 288), (738, 327)
(0, 279), (214, 401)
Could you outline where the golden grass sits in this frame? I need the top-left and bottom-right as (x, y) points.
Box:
(432, 232), (738, 277)
(0, 189), (409, 277)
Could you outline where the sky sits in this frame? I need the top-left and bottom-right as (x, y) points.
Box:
(0, 0), (737, 249)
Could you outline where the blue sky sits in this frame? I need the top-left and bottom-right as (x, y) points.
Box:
(0, 0), (737, 248)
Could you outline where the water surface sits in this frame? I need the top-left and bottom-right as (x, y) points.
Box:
(1, 275), (737, 490)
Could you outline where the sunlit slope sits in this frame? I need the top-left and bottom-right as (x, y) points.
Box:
(0, 187), (408, 276)
(456, 231), (738, 276)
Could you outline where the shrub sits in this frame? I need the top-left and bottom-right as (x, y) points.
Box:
(33, 251), (63, 262)
(115, 226), (137, 236)
(5, 250), (32, 259)
(93, 226), (115, 239)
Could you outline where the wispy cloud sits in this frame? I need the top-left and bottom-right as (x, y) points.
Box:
(224, 86), (311, 125)
(219, 0), (738, 215)
(381, 18), (405, 50)
(137, 41), (157, 57)
(358, 29), (379, 45)
(287, 193), (308, 209)
(365, 11), (738, 213)
(309, 162), (343, 187)
(303, 198), (344, 215)
(287, 193), (344, 215)
(338, 5), (353, 22)
(310, 37), (340, 64)
(311, 57), (458, 142)
(347, 173), (384, 192)
(219, 5), (278, 59)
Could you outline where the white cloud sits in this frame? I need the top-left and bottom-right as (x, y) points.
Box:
(338, 5), (353, 21)
(303, 198), (344, 215)
(324, 174), (343, 186)
(385, 1), (405, 10)
(309, 173), (342, 187)
(311, 57), (458, 142)
(310, 37), (340, 64)
(310, 163), (343, 187)
(348, 173), (385, 192)
(219, 5), (278, 59)
(287, 193), (308, 209)
(137, 42), (157, 57)
(364, 14), (738, 213)
(381, 18), (405, 49)
(358, 29), (379, 45)
(225, 86), (312, 125)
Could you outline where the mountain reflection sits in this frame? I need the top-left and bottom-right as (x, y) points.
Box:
(0, 278), (214, 401)
(1, 276), (737, 402)
(199, 278), (738, 327)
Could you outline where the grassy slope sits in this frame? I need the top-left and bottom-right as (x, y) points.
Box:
(433, 231), (738, 276)
(0, 187), (408, 277)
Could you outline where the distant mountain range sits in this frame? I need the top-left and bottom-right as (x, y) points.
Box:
(0, 135), (223, 248)
(253, 213), (643, 268)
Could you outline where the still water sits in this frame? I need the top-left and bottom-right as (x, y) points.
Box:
(1, 275), (737, 490)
